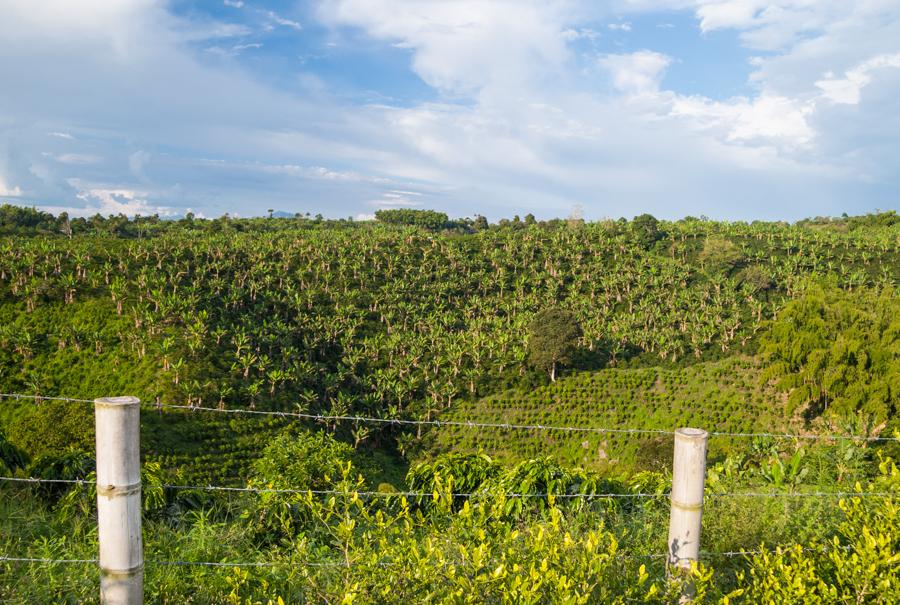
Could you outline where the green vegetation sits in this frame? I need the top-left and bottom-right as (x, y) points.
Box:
(426, 357), (788, 471)
(761, 283), (899, 420)
(0, 206), (898, 601)
(374, 208), (450, 230)
(1, 439), (898, 602)
(527, 307), (582, 381)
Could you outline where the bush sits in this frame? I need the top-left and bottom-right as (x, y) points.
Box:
(26, 448), (94, 499)
(7, 401), (94, 461)
(0, 428), (28, 472)
(251, 430), (362, 491)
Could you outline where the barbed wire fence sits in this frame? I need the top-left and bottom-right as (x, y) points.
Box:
(0, 392), (896, 600)
(2, 393), (894, 442)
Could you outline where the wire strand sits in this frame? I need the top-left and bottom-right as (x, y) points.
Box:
(150, 401), (897, 442)
(0, 393), (95, 404)
(1, 393), (894, 443)
(0, 476), (664, 499)
(0, 543), (859, 569)
(708, 429), (894, 442)
(1, 476), (894, 500)
(151, 402), (676, 436)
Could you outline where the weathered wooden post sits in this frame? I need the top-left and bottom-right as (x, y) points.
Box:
(667, 427), (708, 581)
(95, 396), (143, 605)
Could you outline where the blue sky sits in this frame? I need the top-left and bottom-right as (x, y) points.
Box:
(1, 1), (899, 221)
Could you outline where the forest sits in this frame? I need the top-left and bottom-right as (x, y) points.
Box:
(0, 204), (898, 603)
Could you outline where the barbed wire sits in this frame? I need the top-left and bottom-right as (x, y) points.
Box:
(705, 491), (896, 498)
(0, 555), (344, 568)
(146, 400), (899, 443)
(150, 402), (677, 436)
(0, 543), (860, 571)
(0, 476), (663, 499)
(0, 556), (97, 565)
(0, 393), (95, 404)
(708, 429), (894, 443)
(1, 476), (894, 500)
(2, 392), (894, 443)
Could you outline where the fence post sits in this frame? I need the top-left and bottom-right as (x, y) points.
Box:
(95, 396), (143, 605)
(667, 427), (708, 586)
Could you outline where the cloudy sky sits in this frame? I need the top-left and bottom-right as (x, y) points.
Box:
(1, 1), (899, 221)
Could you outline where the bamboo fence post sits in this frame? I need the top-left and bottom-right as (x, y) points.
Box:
(94, 396), (143, 605)
(667, 426), (708, 595)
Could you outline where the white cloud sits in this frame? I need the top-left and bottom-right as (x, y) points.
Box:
(608, 22), (632, 32)
(205, 41), (263, 57)
(48, 131), (74, 140)
(672, 94), (815, 146)
(694, 0), (767, 32)
(619, 1), (878, 52)
(314, 1), (887, 218)
(598, 50), (672, 94)
(36, 183), (177, 217)
(55, 153), (102, 165)
(223, 0), (244, 7)
(560, 28), (601, 41)
(75, 187), (164, 216)
(265, 10), (302, 31)
(816, 53), (900, 105)
(195, 158), (392, 184)
(0, 177), (23, 197)
(318, 1), (571, 97)
(368, 191), (424, 208)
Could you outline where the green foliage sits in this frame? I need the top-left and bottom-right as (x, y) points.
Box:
(737, 265), (774, 295)
(631, 214), (664, 249)
(527, 307), (582, 381)
(760, 282), (899, 420)
(0, 204), (63, 235)
(408, 452), (500, 495)
(374, 208), (449, 230)
(6, 401), (94, 461)
(2, 447), (898, 602)
(0, 209), (898, 601)
(699, 237), (745, 275)
(429, 357), (785, 471)
(409, 453), (633, 517)
(25, 449), (94, 499)
(251, 430), (361, 491)
(734, 455), (900, 603)
(0, 428), (27, 472)
(1, 211), (896, 462)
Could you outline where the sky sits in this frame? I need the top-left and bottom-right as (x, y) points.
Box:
(1, 1), (899, 222)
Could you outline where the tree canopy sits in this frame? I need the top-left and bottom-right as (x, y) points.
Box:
(760, 281), (899, 420)
(631, 214), (664, 249)
(527, 307), (583, 381)
(699, 237), (745, 275)
(374, 209), (449, 230)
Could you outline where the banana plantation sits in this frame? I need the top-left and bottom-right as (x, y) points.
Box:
(0, 207), (898, 602)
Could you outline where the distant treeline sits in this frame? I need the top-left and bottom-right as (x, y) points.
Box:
(2, 202), (897, 238)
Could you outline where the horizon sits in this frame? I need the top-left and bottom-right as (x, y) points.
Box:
(4, 201), (896, 225)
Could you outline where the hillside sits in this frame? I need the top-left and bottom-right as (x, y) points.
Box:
(0, 209), (898, 602)
(425, 356), (788, 471)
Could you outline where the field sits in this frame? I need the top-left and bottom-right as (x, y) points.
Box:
(0, 207), (898, 602)
(426, 357), (788, 471)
